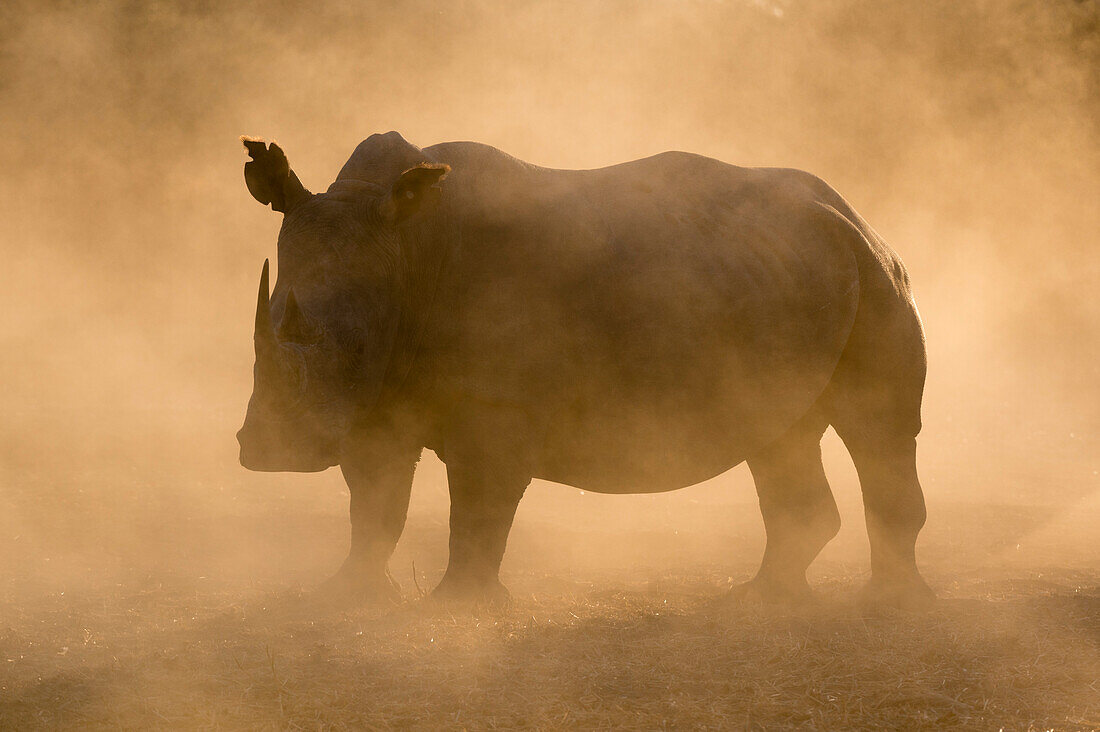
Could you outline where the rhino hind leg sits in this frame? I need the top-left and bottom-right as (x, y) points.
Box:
(837, 428), (934, 609)
(734, 413), (840, 605)
(826, 300), (935, 609)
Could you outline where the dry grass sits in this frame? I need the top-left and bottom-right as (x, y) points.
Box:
(2, 566), (1097, 730)
(2, 488), (1098, 729)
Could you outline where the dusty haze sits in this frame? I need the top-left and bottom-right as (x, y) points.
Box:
(1, 1), (1098, 727)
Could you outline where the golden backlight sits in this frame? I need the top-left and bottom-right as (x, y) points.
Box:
(1, 1), (1096, 727)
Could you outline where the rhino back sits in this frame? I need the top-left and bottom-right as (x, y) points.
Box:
(417, 142), (862, 492)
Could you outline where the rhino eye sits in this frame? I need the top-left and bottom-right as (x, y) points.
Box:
(282, 346), (309, 395)
(339, 327), (367, 354)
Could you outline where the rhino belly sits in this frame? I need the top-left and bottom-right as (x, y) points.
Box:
(533, 257), (859, 493)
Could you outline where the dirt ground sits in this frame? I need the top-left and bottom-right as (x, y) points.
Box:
(2, 483), (1097, 731)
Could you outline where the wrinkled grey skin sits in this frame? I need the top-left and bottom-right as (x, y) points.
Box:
(237, 132), (934, 608)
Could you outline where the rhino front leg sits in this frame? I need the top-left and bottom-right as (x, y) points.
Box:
(321, 440), (420, 604)
(433, 406), (532, 603)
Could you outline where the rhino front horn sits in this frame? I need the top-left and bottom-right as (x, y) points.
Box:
(254, 259), (276, 356)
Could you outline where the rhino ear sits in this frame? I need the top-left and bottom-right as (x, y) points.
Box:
(241, 137), (312, 214)
(382, 163), (450, 225)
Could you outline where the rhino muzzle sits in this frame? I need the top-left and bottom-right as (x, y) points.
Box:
(236, 422), (335, 472)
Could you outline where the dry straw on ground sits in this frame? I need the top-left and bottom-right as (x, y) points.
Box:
(2, 568), (1097, 730)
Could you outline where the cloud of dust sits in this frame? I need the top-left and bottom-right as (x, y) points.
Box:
(0, 0), (1097, 588)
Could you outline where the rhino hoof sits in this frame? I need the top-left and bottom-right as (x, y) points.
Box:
(316, 566), (402, 607)
(725, 576), (814, 607)
(430, 574), (511, 606)
(858, 575), (936, 612)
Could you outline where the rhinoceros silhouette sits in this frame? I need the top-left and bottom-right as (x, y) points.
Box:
(236, 132), (933, 609)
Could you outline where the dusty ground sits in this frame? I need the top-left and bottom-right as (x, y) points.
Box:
(2, 482), (1098, 731)
(1, 570), (1098, 730)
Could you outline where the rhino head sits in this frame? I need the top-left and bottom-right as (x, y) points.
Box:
(235, 136), (448, 472)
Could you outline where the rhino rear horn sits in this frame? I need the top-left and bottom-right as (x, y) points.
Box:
(241, 137), (312, 214)
(278, 288), (322, 345)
